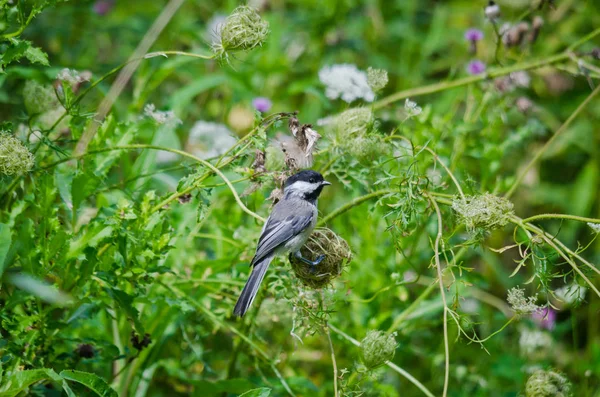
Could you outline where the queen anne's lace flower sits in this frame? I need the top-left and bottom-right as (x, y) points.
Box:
(144, 104), (182, 126)
(525, 370), (572, 397)
(519, 328), (552, 357)
(319, 64), (375, 103)
(588, 222), (600, 233)
(212, 6), (269, 58)
(0, 133), (35, 175)
(367, 67), (388, 92)
(508, 287), (541, 315)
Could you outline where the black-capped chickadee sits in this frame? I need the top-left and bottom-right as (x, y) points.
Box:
(233, 170), (331, 317)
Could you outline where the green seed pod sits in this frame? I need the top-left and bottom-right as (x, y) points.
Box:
(360, 330), (397, 369)
(213, 6), (269, 57)
(525, 370), (572, 397)
(289, 228), (352, 289)
(367, 67), (388, 92)
(0, 133), (35, 176)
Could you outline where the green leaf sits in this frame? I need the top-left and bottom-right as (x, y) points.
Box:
(0, 368), (62, 397)
(106, 288), (144, 335)
(6, 273), (72, 306)
(0, 224), (11, 279)
(23, 45), (49, 66)
(239, 388), (272, 397)
(59, 370), (118, 397)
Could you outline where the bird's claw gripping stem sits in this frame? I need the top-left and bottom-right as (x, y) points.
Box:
(292, 251), (326, 273)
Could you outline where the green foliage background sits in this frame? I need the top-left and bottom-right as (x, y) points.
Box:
(1, 0), (600, 396)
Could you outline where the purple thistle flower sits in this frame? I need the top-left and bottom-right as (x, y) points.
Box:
(532, 307), (556, 331)
(93, 0), (114, 16)
(466, 60), (486, 75)
(465, 28), (484, 42)
(252, 97), (272, 113)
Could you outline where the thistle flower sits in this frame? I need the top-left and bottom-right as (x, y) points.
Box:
(367, 67), (388, 92)
(525, 370), (572, 397)
(484, 1), (500, 21)
(452, 193), (514, 235)
(144, 104), (182, 126)
(532, 307), (556, 331)
(588, 222), (600, 233)
(360, 330), (397, 369)
(507, 287), (541, 315)
(466, 60), (486, 75)
(0, 133), (35, 175)
(57, 68), (92, 85)
(319, 64), (375, 103)
(289, 228), (352, 289)
(252, 97), (272, 112)
(212, 6), (269, 58)
(93, 0), (114, 15)
(465, 28), (484, 54)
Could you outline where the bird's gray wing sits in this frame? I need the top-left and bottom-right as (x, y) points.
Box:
(251, 200), (314, 266)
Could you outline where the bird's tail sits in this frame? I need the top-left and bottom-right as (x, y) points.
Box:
(233, 255), (273, 317)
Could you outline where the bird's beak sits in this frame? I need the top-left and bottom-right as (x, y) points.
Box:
(322, 181), (331, 186)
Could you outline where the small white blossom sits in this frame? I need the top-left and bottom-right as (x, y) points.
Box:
(144, 104), (182, 126)
(318, 64), (375, 103)
(404, 98), (422, 118)
(187, 121), (237, 160)
(588, 222), (600, 233)
(507, 287), (541, 315)
(57, 68), (92, 85)
(555, 284), (587, 305)
(519, 328), (552, 357)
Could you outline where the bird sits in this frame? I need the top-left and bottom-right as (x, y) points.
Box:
(233, 170), (331, 317)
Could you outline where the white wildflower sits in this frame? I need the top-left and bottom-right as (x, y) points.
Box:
(588, 222), (600, 234)
(510, 71), (531, 88)
(57, 68), (92, 85)
(507, 287), (541, 315)
(187, 121), (237, 160)
(144, 104), (182, 126)
(519, 328), (552, 357)
(404, 98), (422, 118)
(318, 64), (375, 103)
(367, 67), (388, 91)
(554, 284), (587, 305)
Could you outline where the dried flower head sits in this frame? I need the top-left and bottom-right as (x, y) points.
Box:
(525, 370), (572, 397)
(530, 16), (544, 43)
(289, 228), (352, 289)
(452, 193), (514, 234)
(507, 287), (541, 315)
(360, 330), (397, 369)
(587, 222), (600, 234)
(23, 80), (59, 115)
(319, 64), (375, 103)
(367, 67), (389, 92)
(0, 133), (35, 176)
(212, 6), (269, 58)
(144, 104), (182, 126)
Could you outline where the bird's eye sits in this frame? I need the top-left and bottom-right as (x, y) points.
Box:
(309, 178), (315, 183)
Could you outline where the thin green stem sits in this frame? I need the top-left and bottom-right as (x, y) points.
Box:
(568, 27), (600, 51)
(328, 324), (435, 397)
(318, 189), (396, 226)
(39, 144), (265, 222)
(522, 213), (600, 225)
(505, 83), (600, 198)
(373, 52), (570, 109)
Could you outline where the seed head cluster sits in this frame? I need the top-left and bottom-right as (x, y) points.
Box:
(367, 67), (388, 92)
(525, 370), (572, 397)
(360, 330), (397, 369)
(0, 133), (35, 176)
(212, 6), (269, 58)
(507, 287), (541, 315)
(452, 193), (514, 234)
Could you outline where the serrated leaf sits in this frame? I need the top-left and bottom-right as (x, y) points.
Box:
(106, 288), (144, 335)
(24, 45), (49, 66)
(0, 368), (62, 397)
(59, 370), (118, 397)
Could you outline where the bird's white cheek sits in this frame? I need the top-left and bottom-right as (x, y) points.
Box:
(286, 181), (320, 194)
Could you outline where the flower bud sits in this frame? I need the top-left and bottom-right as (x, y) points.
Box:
(213, 6), (269, 58)
(367, 67), (388, 92)
(0, 133), (35, 175)
(360, 330), (397, 369)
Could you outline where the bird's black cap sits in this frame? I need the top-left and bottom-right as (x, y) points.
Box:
(284, 170), (325, 187)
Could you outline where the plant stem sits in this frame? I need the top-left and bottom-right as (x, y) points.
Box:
(373, 52), (570, 109)
(318, 189), (396, 226)
(505, 83), (600, 198)
(324, 322), (339, 397)
(522, 213), (600, 225)
(328, 324), (435, 397)
(424, 192), (449, 397)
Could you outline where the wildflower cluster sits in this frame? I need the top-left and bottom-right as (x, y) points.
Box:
(0, 133), (35, 176)
(452, 193), (514, 236)
(319, 64), (375, 103)
(507, 287), (541, 315)
(143, 104), (182, 126)
(360, 330), (397, 369)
